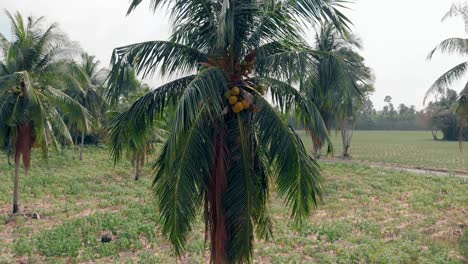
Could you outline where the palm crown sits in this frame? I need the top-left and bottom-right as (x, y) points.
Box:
(0, 11), (90, 156)
(108, 0), (350, 263)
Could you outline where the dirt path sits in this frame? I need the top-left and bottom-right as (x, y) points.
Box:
(320, 158), (468, 179)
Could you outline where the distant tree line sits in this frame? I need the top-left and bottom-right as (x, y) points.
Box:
(354, 92), (467, 141)
(354, 96), (431, 131)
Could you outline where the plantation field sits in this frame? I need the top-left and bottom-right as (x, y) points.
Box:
(0, 147), (466, 263)
(298, 130), (468, 172)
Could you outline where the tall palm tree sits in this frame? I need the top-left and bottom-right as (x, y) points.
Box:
(67, 53), (107, 160)
(0, 11), (90, 214)
(303, 23), (373, 158)
(108, 0), (351, 263)
(427, 3), (468, 144)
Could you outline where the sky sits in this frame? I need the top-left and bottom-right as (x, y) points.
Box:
(0, 0), (465, 110)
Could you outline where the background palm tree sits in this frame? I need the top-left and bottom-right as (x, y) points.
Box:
(0, 11), (90, 214)
(302, 23), (374, 158)
(108, 74), (169, 181)
(66, 53), (107, 160)
(427, 3), (468, 144)
(107, 0), (351, 263)
(335, 48), (374, 158)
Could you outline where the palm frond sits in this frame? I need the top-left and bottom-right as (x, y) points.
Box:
(288, 0), (352, 32)
(170, 67), (227, 138)
(152, 105), (215, 255)
(254, 97), (322, 225)
(108, 41), (207, 104)
(245, 1), (301, 52)
(256, 48), (317, 80)
(442, 3), (468, 32)
(428, 38), (468, 59)
(46, 86), (91, 132)
(425, 61), (468, 103)
(224, 114), (255, 262)
(260, 76), (332, 149)
(108, 75), (195, 162)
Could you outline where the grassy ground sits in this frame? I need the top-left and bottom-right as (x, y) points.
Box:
(0, 146), (466, 263)
(297, 130), (468, 172)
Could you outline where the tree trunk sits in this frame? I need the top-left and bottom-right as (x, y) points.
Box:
(310, 132), (322, 160)
(206, 125), (229, 264)
(134, 153), (140, 181)
(341, 118), (353, 159)
(79, 131), (84, 161)
(140, 148), (146, 166)
(7, 142), (12, 166)
(74, 128), (78, 153)
(431, 127), (438, 140)
(13, 123), (33, 214)
(13, 150), (20, 214)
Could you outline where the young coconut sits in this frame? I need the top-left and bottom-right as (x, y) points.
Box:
(229, 96), (238, 105)
(231, 86), (240, 96)
(242, 100), (249, 109)
(233, 101), (244, 113)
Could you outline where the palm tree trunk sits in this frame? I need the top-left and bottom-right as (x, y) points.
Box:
(134, 153), (140, 181)
(7, 142), (12, 166)
(310, 132), (322, 159)
(74, 129), (78, 153)
(13, 150), (20, 214)
(141, 147), (146, 166)
(79, 131), (84, 161)
(341, 118), (353, 159)
(13, 123), (33, 214)
(207, 126), (228, 264)
(431, 127), (439, 140)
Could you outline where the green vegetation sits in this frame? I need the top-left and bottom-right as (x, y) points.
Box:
(427, 3), (468, 136)
(298, 130), (468, 172)
(0, 147), (466, 263)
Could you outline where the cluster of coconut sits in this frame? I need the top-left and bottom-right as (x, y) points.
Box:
(226, 86), (250, 113)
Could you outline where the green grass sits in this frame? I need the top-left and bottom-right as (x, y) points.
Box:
(298, 130), (468, 172)
(0, 146), (466, 263)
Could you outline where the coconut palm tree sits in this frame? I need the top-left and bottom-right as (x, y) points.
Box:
(0, 11), (90, 214)
(427, 3), (468, 144)
(303, 23), (373, 158)
(67, 53), (107, 160)
(109, 78), (169, 181)
(108, 0), (351, 263)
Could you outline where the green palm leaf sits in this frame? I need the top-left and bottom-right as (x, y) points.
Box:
(428, 38), (468, 59)
(254, 97), (322, 224)
(108, 75), (195, 162)
(425, 61), (468, 103)
(153, 104), (215, 255)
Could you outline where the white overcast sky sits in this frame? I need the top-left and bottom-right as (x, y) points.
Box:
(0, 0), (464, 109)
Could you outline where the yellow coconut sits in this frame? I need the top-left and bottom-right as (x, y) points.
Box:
(233, 102), (244, 113)
(231, 86), (240, 96)
(242, 100), (249, 109)
(229, 96), (238, 105)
